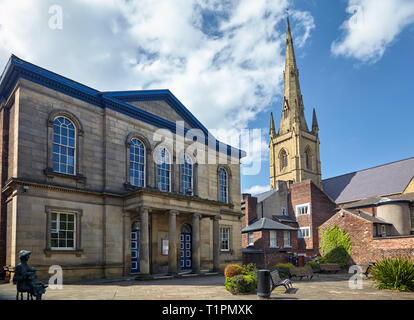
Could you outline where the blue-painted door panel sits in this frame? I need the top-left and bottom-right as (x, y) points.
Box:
(131, 229), (140, 273)
(180, 232), (192, 270)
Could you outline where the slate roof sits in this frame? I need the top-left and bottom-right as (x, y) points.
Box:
(322, 157), (414, 204)
(343, 209), (392, 225)
(241, 218), (297, 233)
(255, 190), (276, 203)
(272, 215), (297, 223)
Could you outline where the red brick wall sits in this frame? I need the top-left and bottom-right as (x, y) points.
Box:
(242, 229), (298, 268)
(244, 195), (257, 227)
(319, 210), (414, 264)
(289, 180), (336, 255)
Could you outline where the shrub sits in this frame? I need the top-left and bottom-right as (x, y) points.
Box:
(240, 263), (258, 277)
(305, 261), (321, 272)
(270, 263), (294, 279)
(225, 274), (257, 295)
(224, 264), (242, 278)
(319, 225), (351, 267)
(372, 258), (414, 291)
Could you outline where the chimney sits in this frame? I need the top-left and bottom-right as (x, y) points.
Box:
(245, 195), (258, 226)
(242, 193), (251, 200)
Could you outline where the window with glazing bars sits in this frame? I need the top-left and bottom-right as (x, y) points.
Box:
(50, 212), (75, 249)
(130, 139), (145, 187)
(53, 117), (75, 175)
(182, 155), (192, 194)
(157, 148), (171, 192)
(219, 168), (228, 203)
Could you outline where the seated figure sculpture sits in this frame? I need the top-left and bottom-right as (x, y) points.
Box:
(12, 250), (47, 300)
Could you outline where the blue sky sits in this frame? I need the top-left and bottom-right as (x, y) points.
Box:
(0, 0), (413, 195)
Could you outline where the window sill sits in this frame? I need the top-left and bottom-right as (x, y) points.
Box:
(269, 246), (279, 249)
(44, 249), (83, 257)
(220, 250), (232, 254)
(44, 168), (86, 184)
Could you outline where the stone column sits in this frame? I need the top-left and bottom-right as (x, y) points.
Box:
(212, 215), (221, 272)
(192, 213), (201, 273)
(168, 210), (179, 274)
(139, 207), (151, 275)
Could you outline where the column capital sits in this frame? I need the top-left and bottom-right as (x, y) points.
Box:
(192, 213), (202, 219)
(169, 210), (179, 216)
(139, 206), (152, 214)
(212, 215), (221, 221)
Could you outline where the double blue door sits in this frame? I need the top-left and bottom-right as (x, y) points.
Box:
(131, 229), (140, 273)
(180, 232), (192, 270)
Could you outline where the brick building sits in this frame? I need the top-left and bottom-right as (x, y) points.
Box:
(243, 17), (414, 268)
(0, 55), (245, 282)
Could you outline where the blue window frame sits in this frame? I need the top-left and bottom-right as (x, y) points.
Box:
(130, 138), (145, 187)
(219, 168), (228, 203)
(53, 117), (75, 175)
(157, 148), (171, 192)
(182, 155), (192, 194)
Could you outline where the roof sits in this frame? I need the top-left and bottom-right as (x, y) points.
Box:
(255, 189), (276, 203)
(322, 157), (414, 204)
(342, 209), (392, 225)
(343, 195), (413, 209)
(241, 218), (297, 233)
(272, 215), (297, 223)
(0, 55), (245, 159)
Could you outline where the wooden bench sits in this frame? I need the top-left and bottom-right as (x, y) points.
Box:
(270, 270), (293, 292)
(319, 263), (341, 273)
(289, 266), (314, 280)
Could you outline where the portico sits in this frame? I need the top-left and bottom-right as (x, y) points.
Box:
(124, 188), (239, 275)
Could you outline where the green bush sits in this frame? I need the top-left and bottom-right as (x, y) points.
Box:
(224, 264), (242, 278)
(305, 261), (321, 272)
(240, 263), (258, 277)
(225, 274), (258, 295)
(372, 258), (414, 291)
(270, 263), (294, 279)
(319, 225), (351, 267)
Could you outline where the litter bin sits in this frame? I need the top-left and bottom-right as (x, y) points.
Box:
(257, 269), (271, 299)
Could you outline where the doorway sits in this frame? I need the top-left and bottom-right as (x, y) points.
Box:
(180, 224), (192, 270)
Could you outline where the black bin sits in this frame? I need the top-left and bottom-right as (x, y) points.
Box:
(257, 269), (271, 298)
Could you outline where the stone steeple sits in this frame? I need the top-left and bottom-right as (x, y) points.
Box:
(278, 16), (309, 136)
(269, 16), (322, 190)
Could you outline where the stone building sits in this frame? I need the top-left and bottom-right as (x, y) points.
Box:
(269, 17), (322, 190)
(0, 55), (244, 282)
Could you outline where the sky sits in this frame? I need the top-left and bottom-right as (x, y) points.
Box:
(0, 0), (413, 195)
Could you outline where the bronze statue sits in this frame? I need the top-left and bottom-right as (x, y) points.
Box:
(12, 250), (47, 300)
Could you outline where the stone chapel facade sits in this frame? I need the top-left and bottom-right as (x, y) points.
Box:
(0, 55), (244, 282)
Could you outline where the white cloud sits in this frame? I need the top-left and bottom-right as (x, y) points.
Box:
(243, 184), (270, 195)
(0, 0), (315, 135)
(331, 0), (414, 63)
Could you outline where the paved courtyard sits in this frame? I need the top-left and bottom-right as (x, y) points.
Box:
(1, 274), (413, 300)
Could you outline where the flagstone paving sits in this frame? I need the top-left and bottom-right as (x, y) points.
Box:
(1, 274), (413, 300)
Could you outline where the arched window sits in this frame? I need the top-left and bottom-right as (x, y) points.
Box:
(53, 116), (76, 175)
(130, 138), (146, 187)
(280, 149), (288, 170)
(157, 148), (171, 192)
(182, 155), (193, 195)
(219, 168), (228, 203)
(305, 148), (312, 170)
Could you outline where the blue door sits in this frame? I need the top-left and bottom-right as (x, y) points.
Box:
(180, 232), (192, 270)
(131, 229), (140, 273)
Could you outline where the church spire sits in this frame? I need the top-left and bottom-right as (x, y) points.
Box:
(312, 108), (319, 134)
(278, 16), (309, 135)
(269, 112), (276, 138)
